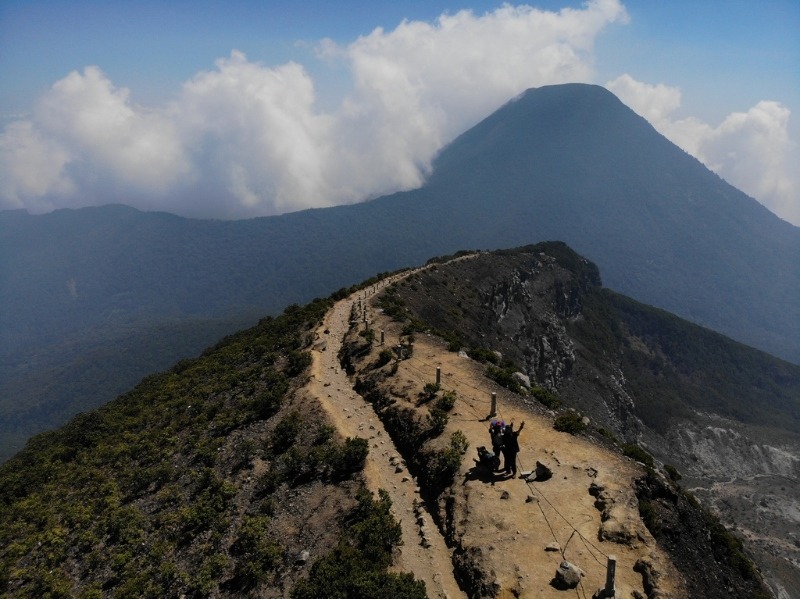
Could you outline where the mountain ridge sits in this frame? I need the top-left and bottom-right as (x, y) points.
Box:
(1, 243), (785, 598)
(2, 82), (799, 461)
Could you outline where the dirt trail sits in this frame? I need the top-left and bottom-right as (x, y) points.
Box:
(307, 275), (466, 599)
(307, 268), (686, 598)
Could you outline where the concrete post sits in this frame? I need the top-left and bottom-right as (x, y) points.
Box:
(380, 329), (385, 345)
(436, 367), (441, 386)
(604, 555), (616, 597)
(490, 392), (497, 418)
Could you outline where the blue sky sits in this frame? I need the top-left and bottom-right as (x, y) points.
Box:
(1, 0), (798, 223)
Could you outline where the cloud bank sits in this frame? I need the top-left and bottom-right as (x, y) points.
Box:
(607, 74), (799, 226)
(1, 0), (797, 226)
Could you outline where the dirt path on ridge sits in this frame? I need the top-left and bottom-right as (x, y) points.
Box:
(305, 265), (686, 598)
(306, 275), (466, 599)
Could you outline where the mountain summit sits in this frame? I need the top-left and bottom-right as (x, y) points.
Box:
(418, 84), (800, 362)
(1, 83), (798, 460)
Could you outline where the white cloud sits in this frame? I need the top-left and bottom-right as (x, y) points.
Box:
(607, 74), (799, 226)
(9, 1), (800, 227)
(0, 1), (628, 219)
(175, 51), (336, 217)
(328, 0), (629, 200)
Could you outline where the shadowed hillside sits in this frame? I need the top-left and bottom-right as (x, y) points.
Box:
(375, 243), (798, 597)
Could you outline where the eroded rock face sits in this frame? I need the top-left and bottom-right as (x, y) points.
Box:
(385, 244), (799, 594)
(452, 545), (500, 599)
(669, 419), (800, 480)
(589, 481), (647, 547)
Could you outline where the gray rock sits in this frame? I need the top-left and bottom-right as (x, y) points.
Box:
(534, 461), (553, 481)
(555, 560), (584, 588)
(512, 371), (531, 388)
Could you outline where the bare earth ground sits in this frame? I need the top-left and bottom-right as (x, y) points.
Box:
(304, 271), (687, 598)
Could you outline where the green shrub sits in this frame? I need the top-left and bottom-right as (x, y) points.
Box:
(330, 437), (369, 476)
(271, 411), (302, 454)
(449, 430), (469, 455)
(427, 408), (448, 438)
(314, 425), (336, 445)
(597, 427), (618, 443)
(419, 382), (440, 405)
(418, 431), (467, 494)
(485, 365), (524, 394)
(708, 516), (759, 580)
(435, 390), (457, 412)
(359, 327), (376, 344)
(292, 489), (426, 599)
(532, 386), (561, 409)
(664, 464), (682, 481)
(553, 411), (586, 434)
(623, 444), (655, 468)
(638, 499), (661, 535)
(230, 515), (282, 589)
(375, 348), (394, 368)
(468, 347), (499, 364)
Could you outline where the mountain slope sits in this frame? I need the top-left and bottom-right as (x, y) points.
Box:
(414, 84), (800, 361)
(1, 247), (780, 598)
(375, 243), (798, 597)
(2, 83), (798, 460)
(0, 289), (427, 598)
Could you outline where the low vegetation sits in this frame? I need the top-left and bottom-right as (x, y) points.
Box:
(292, 489), (426, 599)
(0, 285), (420, 597)
(553, 411), (587, 435)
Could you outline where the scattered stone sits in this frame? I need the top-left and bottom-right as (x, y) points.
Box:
(402, 476), (411, 482)
(555, 560), (585, 588)
(395, 465), (405, 473)
(545, 542), (561, 552)
(525, 495), (537, 503)
(534, 461), (553, 481)
(500, 490), (510, 500)
(634, 558), (664, 598)
(296, 550), (310, 564)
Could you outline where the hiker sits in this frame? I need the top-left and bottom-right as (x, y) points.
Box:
(489, 420), (504, 471)
(502, 421), (525, 477)
(475, 446), (497, 472)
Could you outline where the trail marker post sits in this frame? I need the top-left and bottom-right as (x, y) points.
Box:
(595, 555), (616, 598)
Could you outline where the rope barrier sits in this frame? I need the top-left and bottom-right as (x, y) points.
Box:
(390, 346), (612, 560)
(363, 310), (615, 595)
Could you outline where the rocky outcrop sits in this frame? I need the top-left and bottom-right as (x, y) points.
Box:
(668, 417), (800, 480)
(452, 546), (499, 599)
(589, 481), (647, 547)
